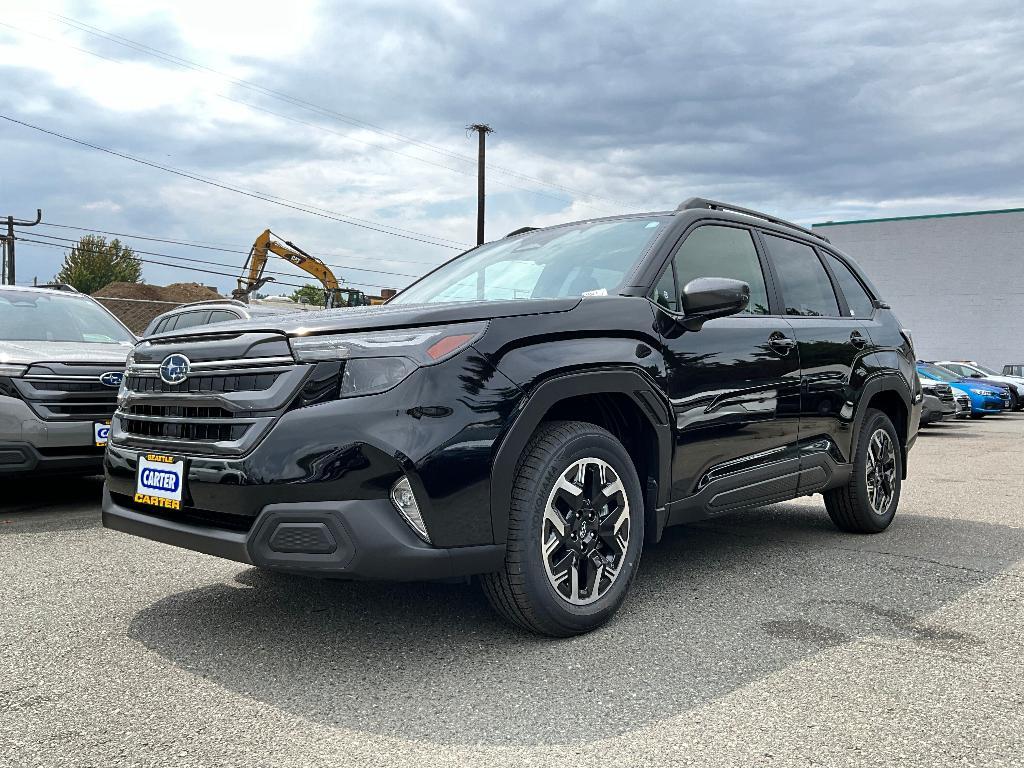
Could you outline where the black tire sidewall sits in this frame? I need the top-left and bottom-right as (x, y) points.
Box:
(514, 427), (645, 633)
(853, 410), (902, 530)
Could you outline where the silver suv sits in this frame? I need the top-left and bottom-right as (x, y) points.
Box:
(142, 299), (302, 337)
(0, 286), (135, 477)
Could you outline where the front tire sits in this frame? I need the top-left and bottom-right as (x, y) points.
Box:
(481, 421), (644, 637)
(824, 408), (902, 533)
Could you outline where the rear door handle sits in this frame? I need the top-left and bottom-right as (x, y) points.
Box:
(768, 332), (796, 355)
(850, 330), (868, 349)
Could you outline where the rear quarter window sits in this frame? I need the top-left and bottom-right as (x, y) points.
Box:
(824, 253), (874, 317)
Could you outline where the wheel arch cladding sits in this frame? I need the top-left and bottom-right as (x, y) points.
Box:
(855, 375), (912, 479)
(489, 369), (673, 545)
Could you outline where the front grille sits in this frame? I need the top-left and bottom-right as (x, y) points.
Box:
(126, 404), (233, 420)
(113, 334), (303, 456)
(126, 371), (280, 394)
(930, 383), (954, 403)
(14, 364), (123, 422)
(121, 418), (250, 442)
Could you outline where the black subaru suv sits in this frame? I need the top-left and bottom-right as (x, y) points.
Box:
(102, 198), (921, 636)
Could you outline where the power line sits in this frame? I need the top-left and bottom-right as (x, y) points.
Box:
(18, 236), (412, 292)
(20, 236), (299, 287)
(42, 13), (640, 209)
(32, 228), (422, 281)
(0, 113), (468, 250)
(23, 234), (410, 291)
(35, 221), (448, 270)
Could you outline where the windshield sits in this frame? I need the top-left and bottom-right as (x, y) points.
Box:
(970, 362), (997, 375)
(391, 217), (667, 305)
(0, 289), (134, 344)
(918, 363), (960, 382)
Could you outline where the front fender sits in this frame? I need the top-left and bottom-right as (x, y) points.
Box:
(488, 368), (673, 544)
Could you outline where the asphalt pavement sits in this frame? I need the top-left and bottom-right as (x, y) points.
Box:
(2, 415), (1022, 767)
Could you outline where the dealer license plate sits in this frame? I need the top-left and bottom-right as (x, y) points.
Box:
(94, 421), (111, 446)
(134, 453), (185, 510)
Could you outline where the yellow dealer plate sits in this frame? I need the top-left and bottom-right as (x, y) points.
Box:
(134, 453), (185, 511)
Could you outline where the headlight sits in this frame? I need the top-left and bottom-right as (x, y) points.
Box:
(290, 322), (486, 398)
(0, 364), (27, 377)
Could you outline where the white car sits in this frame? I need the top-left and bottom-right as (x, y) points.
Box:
(937, 360), (1024, 411)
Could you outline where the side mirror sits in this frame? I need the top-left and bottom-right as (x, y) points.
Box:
(679, 277), (750, 331)
(969, 372), (983, 378)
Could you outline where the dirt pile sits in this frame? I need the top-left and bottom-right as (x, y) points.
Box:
(92, 282), (223, 334)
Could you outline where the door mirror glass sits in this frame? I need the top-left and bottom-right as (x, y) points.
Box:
(679, 277), (750, 331)
(969, 372), (983, 378)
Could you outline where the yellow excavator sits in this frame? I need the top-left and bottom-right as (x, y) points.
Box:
(232, 229), (372, 308)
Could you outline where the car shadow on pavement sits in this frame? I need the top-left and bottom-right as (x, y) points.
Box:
(0, 475), (103, 528)
(127, 505), (1023, 746)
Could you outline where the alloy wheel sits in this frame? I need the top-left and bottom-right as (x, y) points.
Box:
(865, 428), (897, 515)
(540, 458), (630, 605)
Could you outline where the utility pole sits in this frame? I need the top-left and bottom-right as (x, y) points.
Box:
(467, 124), (492, 245)
(2, 209), (42, 285)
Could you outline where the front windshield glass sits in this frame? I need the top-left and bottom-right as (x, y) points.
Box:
(391, 216), (667, 305)
(0, 289), (133, 343)
(918, 363), (959, 382)
(972, 363), (997, 375)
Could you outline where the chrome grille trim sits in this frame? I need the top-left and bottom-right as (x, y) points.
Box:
(113, 347), (307, 456)
(13, 365), (123, 422)
(127, 355), (294, 373)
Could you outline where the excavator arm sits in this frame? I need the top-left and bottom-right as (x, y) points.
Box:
(234, 229), (361, 308)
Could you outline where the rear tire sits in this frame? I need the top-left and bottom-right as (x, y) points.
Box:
(481, 421), (644, 637)
(824, 409), (902, 534)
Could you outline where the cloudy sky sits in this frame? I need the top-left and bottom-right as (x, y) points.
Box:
(1, 0), (1022, 295)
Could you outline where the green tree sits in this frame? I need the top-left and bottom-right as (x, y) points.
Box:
(290, 284), (326, 307)
(56, 235), (142, 294)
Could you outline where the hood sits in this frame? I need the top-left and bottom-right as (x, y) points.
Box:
(152, 298), (582, 339)
(0, 339), (134, 366)
(955, 379), (1005, 393)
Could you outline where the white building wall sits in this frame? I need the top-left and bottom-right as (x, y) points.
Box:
(813, 210), (1024, 370)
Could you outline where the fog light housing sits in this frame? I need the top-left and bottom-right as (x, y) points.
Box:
(390, 476), (430, 543)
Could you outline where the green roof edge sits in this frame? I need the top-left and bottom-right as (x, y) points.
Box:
(811, 206), (1024, 228)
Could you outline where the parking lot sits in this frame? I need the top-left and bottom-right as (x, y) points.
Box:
(2, 415), (1022, 768)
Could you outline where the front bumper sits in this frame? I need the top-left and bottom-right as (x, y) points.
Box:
(102, 486), (503, 580)
(1, 397), (108, 475)
(0, 440), (105, 476)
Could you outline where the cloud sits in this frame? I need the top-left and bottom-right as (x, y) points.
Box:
(1, 0), (1022, 292)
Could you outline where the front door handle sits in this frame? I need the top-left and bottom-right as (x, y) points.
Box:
(768, 332), (796, 355)
(850, 330), (868, 349)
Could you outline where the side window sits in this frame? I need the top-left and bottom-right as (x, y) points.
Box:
(825, 253), (874, 317)
(207, 310), (240, 324)
(763, 234), (840, 317)
(649, 262), (678, 311)
(162, 315), (181, 331)
(672, 225), (770, 315)
(173, 311), (209, 330)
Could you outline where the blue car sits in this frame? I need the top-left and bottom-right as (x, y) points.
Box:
(917, 362), (1007, 418)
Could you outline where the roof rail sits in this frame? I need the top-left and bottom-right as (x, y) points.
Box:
(504, 226), (539, 238)
(181, 298), (246, 308)
(38, 282), (80, 293)
(678, 198), (830, 243)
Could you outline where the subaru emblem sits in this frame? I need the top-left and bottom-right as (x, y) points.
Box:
(99, 371), (124, 388)
(159, 354), (191, 385)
